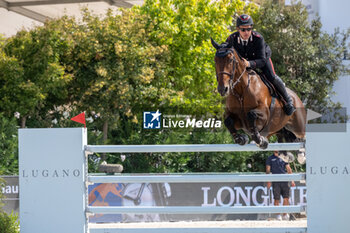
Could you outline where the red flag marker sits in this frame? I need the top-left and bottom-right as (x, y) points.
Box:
(71, 112), (86, 128)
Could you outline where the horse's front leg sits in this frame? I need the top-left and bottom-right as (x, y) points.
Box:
(247, 110), (268, 149)
(224, 114), (249, 145)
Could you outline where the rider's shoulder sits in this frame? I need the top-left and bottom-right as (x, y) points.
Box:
(227, 31), (239, 43)
(252, 31), (264, 39)
(230, 31), (240, 38)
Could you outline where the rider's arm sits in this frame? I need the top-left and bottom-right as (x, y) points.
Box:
(266, 165), (271, 189)
(248, 36), (266, 69)
(286, 164), (296, 187)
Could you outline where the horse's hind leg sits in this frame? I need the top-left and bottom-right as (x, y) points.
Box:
(276, 130), (286, 143)
(247, 110), (268, 149)
(276, 128), (297, 143)
(275, 128), (292, 159)
(278, 128), (306, 164)
(224, 115), (249, 145)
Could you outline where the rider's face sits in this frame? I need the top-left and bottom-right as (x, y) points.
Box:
(237, 25), (253, 40)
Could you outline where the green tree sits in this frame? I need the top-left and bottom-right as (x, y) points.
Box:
(0, 114), (18, 175)
(58, 8), (171, 145)
(0, 211), (19, 233)
(254, 1), (350, 112)
(2, 20), (73, 128)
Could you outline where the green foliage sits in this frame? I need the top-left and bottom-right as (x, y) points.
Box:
(106, 126), (267, 174)
(0, 211), (19, 233)
(64, 8), (171, 135)
(0, 34), (5, 48)
(0, 114), (18, 175)
(2, 19), (73, 127)
(0, 51), (25, 121)
(254, 1), (350, 112)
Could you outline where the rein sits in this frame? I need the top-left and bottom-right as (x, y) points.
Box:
(230, 66), (249, 112)
(230, 66), (247, 91)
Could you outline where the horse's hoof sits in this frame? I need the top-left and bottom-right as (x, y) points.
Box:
(258, 136), (268, 149)
(234, 134), (249, 145)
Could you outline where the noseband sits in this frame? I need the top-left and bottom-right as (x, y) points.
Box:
(218, 71), (234, 81)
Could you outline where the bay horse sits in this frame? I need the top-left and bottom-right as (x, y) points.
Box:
(211, 38), (306, 149)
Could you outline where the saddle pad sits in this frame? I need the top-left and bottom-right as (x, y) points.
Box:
(247, 69), (280, 99)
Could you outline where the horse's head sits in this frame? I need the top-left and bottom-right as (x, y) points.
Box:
(211, 38), (237, 97)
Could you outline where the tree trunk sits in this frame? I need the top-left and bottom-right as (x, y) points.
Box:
(103, 120), (108, 143)
(21, 116), (27, 128)
(102, 120), (108, 161)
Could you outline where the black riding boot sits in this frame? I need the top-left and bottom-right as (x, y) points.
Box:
(272, 76), (296, 115)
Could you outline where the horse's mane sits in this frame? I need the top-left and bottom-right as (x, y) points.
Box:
(233, 48), (244, 61)
(225, 44), (243, 61)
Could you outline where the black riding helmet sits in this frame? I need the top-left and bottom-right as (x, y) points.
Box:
(236, 14), (253, 27)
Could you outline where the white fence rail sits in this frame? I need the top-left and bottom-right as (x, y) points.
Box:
(85, 142), (304, 153)
(89, 227), (307, 233)
(87, 205), (306, 214)
(88, 173), (306, 183)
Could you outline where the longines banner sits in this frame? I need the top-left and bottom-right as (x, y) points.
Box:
(2, 176), (306, 222)
(88, 181), (306, 223)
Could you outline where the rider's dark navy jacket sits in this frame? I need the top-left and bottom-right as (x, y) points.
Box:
(225, 31), (271, 70)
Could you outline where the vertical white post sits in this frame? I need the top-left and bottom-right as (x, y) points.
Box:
(307, 123), (350, 233)
(19, 128), (87, 233)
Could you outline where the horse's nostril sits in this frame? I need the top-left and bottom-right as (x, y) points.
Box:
(217, 86), (228, 96)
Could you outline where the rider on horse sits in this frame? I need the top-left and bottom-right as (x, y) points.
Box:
(224, 14), (295, 116)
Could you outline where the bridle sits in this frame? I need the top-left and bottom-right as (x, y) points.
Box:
(229, 66), (246, 91)
(215, 49), (247, 94)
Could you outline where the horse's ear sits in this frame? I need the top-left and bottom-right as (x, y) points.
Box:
(211, 38), (221, 50)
